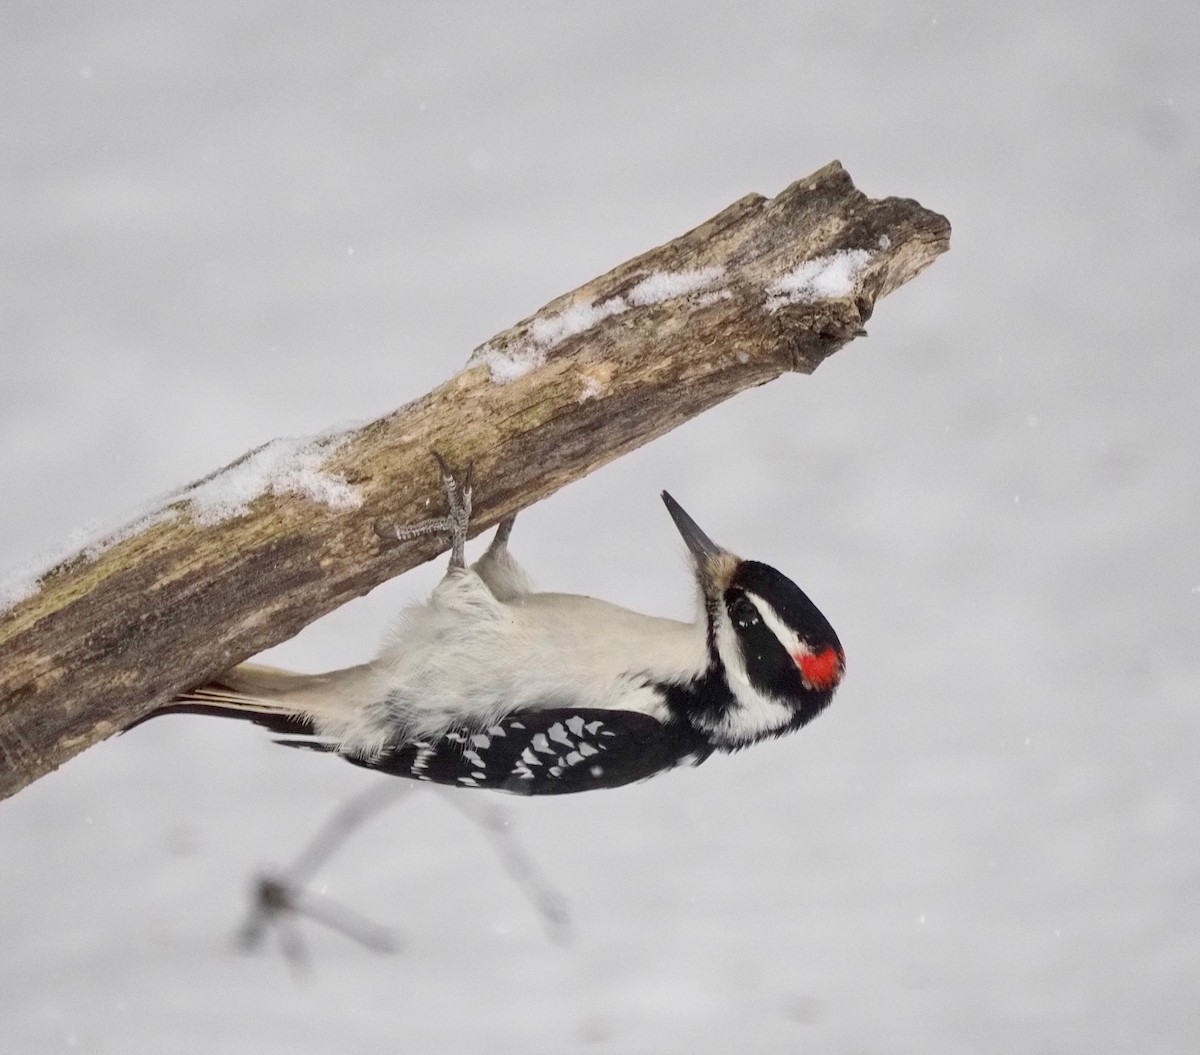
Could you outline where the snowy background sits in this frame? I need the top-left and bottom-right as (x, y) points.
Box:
(2, 2), (1198, 1052)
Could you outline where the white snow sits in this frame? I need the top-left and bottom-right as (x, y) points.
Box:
(469, 297), (630, 384)
(471, 266), (728, 383)
(764, 249), (871, 310)
(696, 289), (734, 308)
(577, 376), (607, 401)
(529, 295), (628, 347)
(0, 576), (39, 613)
(0, 562), (56, 613)
(0, 508), (178, 616)
(627, 265), (725, 306)
(467, 341), (548, 384)
(0, 432), (362, 614)
(179, 433), (362, 526)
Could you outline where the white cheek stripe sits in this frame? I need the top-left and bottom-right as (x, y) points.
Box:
(744, 591), (809, 659)
(704, 607), (792, 744)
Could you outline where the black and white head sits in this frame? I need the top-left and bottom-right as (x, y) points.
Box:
(662, 492), (845, 751)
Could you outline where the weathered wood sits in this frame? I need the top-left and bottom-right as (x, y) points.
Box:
(0, 161), (950, 800)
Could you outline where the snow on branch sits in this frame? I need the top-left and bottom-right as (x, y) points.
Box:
(0, 161), (950, 800)
(0, 432), (362, 615)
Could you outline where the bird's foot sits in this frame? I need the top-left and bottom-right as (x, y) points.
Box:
(376, 452), (473, 570)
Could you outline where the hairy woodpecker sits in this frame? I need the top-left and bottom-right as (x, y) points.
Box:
(149, 460), (845, 794)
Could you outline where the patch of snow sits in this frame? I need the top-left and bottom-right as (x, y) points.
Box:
(578, 377), (606, 402)
(529, 296), (628, 347)
(627, 265), (725, 306)
(1, 508), (172, 616)
(764, 249), (871, 311)
(180, 433), (362, 526)
(471, 265), (729, 383)
(0, 569), (47, 614)
(696, 289), (734, 308)
(0, 432), (362, 615)
(468, 342), (547, 384)
(83, 509), (179, 558)
(469, 297), (628, 384)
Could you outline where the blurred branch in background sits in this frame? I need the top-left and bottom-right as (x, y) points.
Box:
(0, 161), (950, 800)
(239, 782), (409, 977)
(239, 782), (569, 978)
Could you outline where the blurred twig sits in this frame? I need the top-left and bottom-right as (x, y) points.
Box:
(238, 783), (407, 977)
(447, 796), (572, 944)
(239, 781), (571, 975)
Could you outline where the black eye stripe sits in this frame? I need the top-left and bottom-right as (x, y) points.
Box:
(728, 560), (841, 656)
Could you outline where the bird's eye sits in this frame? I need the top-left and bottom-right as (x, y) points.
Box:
(728, 595), (760, 628)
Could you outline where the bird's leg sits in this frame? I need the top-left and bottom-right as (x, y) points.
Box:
(375, 453), (473, 570)
(486, 515), (516, 558)
(470, 513), (535, 601)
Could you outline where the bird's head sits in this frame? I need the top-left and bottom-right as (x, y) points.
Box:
(662, 491), (845, 749)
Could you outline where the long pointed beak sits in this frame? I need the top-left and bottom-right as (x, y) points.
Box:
(661, 491), (737, 597)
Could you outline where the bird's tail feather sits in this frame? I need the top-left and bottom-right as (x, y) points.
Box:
(130, 661), (352, 738)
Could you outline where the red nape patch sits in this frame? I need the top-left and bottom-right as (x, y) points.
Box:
(796, 647), (844, 690)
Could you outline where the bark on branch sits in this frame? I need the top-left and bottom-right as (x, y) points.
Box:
(0, 161), (950, 800)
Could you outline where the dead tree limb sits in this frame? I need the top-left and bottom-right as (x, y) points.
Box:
(0, 160), (950, 800)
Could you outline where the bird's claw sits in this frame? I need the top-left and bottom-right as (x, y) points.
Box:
(375, 453), (474, 570)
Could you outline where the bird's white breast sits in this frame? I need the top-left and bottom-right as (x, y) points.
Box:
(348, 571), (708, 748)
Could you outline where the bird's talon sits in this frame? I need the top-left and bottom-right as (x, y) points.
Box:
(374, 453), (473, 570)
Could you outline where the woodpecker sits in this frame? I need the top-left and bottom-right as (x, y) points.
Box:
(149, 459), (845, 795)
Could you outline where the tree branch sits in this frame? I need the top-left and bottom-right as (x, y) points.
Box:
(0, 161), (950, 800)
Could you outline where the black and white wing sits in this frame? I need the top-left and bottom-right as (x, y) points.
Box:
(338, 709), (714, 795)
